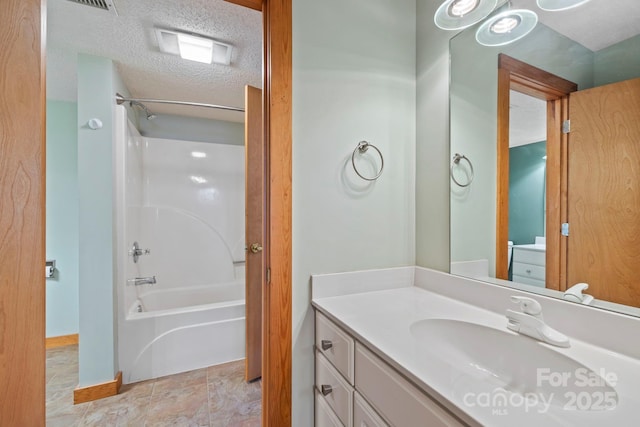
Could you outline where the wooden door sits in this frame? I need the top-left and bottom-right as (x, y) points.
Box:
(245, 85), (264, 382)
(567, 77), (640, 307)
(0, 0), (46, 425)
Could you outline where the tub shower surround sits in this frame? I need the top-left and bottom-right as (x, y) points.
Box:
(115, 106), (246, 383)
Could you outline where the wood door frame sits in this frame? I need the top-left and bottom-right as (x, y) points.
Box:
(0, 0), (46, 425)
(2, 0), (292, 425)
(225, 0), (263, 11)
(261, 1), (292, 424)
(496, 54), (576, 290)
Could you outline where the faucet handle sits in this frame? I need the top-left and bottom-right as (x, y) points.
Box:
(564, 283), (594, 305)
(570, 282), (589, 292)
(510, 296), (543, 317)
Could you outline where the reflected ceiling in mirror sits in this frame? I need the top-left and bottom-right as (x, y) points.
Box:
(448, 0), (640, 318)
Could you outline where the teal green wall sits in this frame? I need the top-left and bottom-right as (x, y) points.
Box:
(594, 34), (640, 86)
(77, 54), (127, 386)
(509, 141), (547, 245)
(46, 100), (79, 338)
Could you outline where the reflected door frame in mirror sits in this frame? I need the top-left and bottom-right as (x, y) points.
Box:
(496, 54), (577, 290)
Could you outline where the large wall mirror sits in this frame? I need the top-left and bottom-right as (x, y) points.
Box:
(449, 0), (640, 317)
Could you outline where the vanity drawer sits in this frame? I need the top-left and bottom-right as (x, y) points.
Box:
(316, 311), (355, 384)
(355, 344), (463, 427)
(316, 351), (353, 427)
(512, 248), (545, 266)
(512, 262), (545, 281)
(354, 391), (389, 427)
(316, 389), (345, 427)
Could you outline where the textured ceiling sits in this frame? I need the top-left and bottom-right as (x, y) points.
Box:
(512, 0), (640, 51)
(47, 0), (639, 124)
(509, 90), (547, 148)
(47, 0), (262, 122)
(507, 0), (640, 146)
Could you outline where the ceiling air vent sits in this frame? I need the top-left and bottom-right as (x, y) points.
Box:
(66, 0), (118, 16)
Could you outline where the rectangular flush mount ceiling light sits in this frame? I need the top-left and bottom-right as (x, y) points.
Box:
(155, 29), (233, 65)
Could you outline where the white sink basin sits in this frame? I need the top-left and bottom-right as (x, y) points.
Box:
(410, 319), (618, 412)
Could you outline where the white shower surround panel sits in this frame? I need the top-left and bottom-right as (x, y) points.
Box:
(115, 106), (247, 384)
(137, 137), (246, 290)
(121, 112), (144, 315)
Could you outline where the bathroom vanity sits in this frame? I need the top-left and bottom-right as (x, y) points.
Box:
(311, 267), (640, 426)
(511, 244), (546, 287)
(314, 309), (466, 426)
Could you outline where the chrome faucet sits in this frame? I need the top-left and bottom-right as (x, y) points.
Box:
(127, 276), (156, 286)
(129, 241), (150, 263)
(506, 296), (570, 348)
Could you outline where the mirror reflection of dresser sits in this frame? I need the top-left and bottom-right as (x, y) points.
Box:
(511, 237), (546, 288)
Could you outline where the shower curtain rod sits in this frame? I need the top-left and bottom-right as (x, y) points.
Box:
(115, 93), (245, 113)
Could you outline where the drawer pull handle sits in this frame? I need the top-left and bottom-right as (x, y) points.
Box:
(526, 269), (532, 274)
(321, 384), (333, 396)
(321, 340), (333, 351)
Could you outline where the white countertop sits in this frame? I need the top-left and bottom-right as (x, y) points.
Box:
(512, 244), (546, 252)
(312, 286), (640, 426)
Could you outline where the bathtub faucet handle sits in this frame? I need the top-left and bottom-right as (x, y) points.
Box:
(129, 241), (151, 263)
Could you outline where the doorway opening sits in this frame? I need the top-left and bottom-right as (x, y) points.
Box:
(496, 54), (577, 290)
(0, 0), (291, 425)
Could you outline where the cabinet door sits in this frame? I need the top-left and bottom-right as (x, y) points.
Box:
(316, 390), (344, 427)
(354, 392), (388, 427)
(316, 351), (353, 426)
(512, 262), (545, 282)
(355, 344), (464, 427)
(512, 248), (545, 266)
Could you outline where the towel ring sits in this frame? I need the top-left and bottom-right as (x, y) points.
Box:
(351, 141), (384, 181)
(450, 153), (474, 187)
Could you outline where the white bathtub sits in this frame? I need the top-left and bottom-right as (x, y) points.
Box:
(132, 281), (244, 316)
(119, 280), (246, 384)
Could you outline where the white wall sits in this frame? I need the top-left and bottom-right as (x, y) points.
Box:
(415, 0), (455, 271)
(292, 0), (417, 424)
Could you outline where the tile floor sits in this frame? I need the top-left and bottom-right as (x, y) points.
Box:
(46, 345), (261, 426)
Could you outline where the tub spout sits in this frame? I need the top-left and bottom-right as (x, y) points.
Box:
(127, 276), (156, 286)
